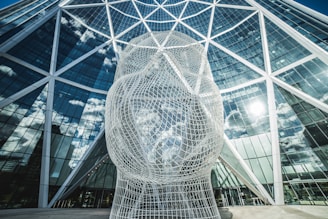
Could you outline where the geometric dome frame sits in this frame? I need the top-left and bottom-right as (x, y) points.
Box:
(0, 0), (328, 208)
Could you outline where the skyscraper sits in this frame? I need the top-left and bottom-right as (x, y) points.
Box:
(0, 0), (327, 209)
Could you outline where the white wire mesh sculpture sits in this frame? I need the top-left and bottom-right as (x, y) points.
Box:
(105, 31), (224, 219)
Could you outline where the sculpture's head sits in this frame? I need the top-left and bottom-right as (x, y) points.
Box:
(105, 31), (223, 183)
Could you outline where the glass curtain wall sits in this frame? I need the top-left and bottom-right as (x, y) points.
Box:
(0, 0), (327, 208)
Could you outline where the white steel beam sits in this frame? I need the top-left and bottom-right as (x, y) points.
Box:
(246, 0), (328, 64)
(0, 77), (49, 109)
(259, 10), (284, 205)
(105, 0), (119, 54)
(221, 77), (266, 94)
(38, 78), (54, 208)
(271, 54), (316, 77)
(38, 10), (61, 208)
(0, 6), (59, 52)
(272, 77), (328, 114)
(54, 40), (110, 77)
(48, 129), (105, 207)
(223, 135), (275, 205)
(218, 156), (268, 204)
(0, 53), (49, 76)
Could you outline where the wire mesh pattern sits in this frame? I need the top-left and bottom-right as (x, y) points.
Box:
(105, 31), (224, 219)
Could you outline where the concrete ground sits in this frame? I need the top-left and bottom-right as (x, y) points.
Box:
(0, 205), (327, 219)
(229, 205), (328, 219)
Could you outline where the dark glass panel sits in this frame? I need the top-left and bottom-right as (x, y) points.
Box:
(50, 81), (106, 191)
(146, 21), (175, 32)
(291, 103), (304, 113)
(208, 44), (261, 90)
(109, 6), (139, 36)
(0, 85), (46, 208)
(0, 57), (45, 100)
(218, 0), (250, 6)
(182, 5), (211, 37)
(111, 1), (139, 18)
(147, 8), (175, 21)
(306, 124), (328, 146)
(65, 5), (109, 36)
(212, 13), (264, 70)
(165, 2), (187, 18)
(265, 17), (311, 72)
(60, 45), (116, 91)
(211, 6), (254, 36)
(8, 16), (56, 71)
(56, 12), (108, 70)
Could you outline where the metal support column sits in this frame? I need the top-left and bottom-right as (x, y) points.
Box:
(258, 10), (284, 205)
(38, 9), (61, 207)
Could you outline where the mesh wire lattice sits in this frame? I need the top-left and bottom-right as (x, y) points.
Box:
(105, 31), (223, 219)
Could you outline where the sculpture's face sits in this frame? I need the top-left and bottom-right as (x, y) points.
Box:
(105, 32), (223, 183)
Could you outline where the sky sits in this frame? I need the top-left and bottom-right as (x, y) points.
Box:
(295, 0), (328, 15)
(0, 0), (327, 15)
(0, 0), (20, 9)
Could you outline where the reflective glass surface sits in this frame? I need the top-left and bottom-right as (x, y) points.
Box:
(277, 58), (328, 104)
(211, 6), (255, 37)
(8, 16), (56, 71)
(0, 57), (45, 100)
(212, 13), (265, 70)
(0, 86), (47, 208)
(223, 82), (269, 138)
(276, 86), (328, 204)
(0, 0), (59, 43)
(208, 44), (262, 90)
(265, 18), (312, 72)
(59, 45), (116, 91)
(1, 0), (328, 208)
(255, 0), (328, 51)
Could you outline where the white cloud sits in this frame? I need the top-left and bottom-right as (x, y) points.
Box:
(60, 17), (68, 25)
(80, 30), (95, 42)
(0, 87), (47, 165)
(1, 87), (106, 171)
(98, 48), (107, 54)
(276, 103), (292, 114)
(103, 57), (113, 67)
(0, 65), (16, 77)
(69, 146), (88, 168)
(276, 103), (299, 128)
(67, 97), (105, 168)
(74, 30), (82, 37)
(70, 18), (83, 29)
(69, 99), (85, 107)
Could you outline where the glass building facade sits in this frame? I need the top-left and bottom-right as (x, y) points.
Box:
(0, 0), (327, 208)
